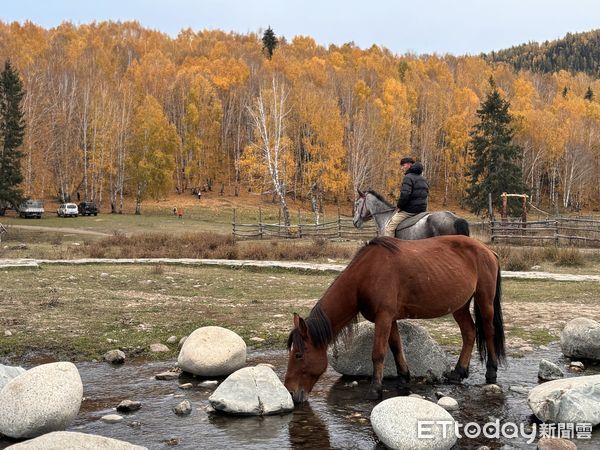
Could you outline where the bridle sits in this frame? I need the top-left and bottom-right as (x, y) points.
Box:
(356, 192), (395, 221)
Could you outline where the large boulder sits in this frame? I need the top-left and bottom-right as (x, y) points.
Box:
(6, 431), (147, 449)
(328, 321), (451, 382)
(560, 318), (600, 361)
(178, 326), (246, 376)
(208, 365), (293, 415)
(528, 375), (600, 425)
(0, 364), (26, 391)
(370, 396), (457, 450)
(0, 362), (83, 439)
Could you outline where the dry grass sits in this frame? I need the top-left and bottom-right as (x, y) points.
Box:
(84, 232), (358, 262)
(492, 244), (589, 271)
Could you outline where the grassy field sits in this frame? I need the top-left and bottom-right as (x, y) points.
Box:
(0, 263), (598, 363)
(1, 195), (598, 363)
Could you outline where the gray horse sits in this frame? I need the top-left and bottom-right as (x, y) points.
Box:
(353, 190), (470, 239)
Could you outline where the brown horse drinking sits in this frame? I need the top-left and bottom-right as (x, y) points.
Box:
(284, 235), (505, 402)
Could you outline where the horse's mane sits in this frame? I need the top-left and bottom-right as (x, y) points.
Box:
(287, 304), (333, 351)
(366, 190), (394, 208)
(287, 237), (399, 352)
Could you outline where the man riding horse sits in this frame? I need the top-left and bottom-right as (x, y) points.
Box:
(383, 156), (429, 237)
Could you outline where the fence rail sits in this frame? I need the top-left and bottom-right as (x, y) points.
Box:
(491, 217), (600, 247)
(232, 210), (377, 241)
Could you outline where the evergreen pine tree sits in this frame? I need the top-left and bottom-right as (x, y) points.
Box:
(0, 59), (26, 214)
(262, 27), (278, 59)
(584, 86), (594, 101)
(464, 78), (528, 216)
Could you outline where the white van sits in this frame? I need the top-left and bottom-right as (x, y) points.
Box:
(57, 203), (79, 217)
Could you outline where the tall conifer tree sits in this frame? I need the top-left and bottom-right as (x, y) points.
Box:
(465, 78), (527, 216)
(0, 60), (26, 213)
(262, 27), (278, 59)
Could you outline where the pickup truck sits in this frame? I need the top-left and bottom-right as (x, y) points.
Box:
(18, 199), (44, 219)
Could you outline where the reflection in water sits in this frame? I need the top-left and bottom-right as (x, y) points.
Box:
(288, 403), (331, 449)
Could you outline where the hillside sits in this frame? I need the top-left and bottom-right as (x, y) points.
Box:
(486, 29), (600, 77)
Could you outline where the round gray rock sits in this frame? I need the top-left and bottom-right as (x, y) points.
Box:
(104, 349), (126, 364)
(0, 364), (26, 391)
(328, 321), (451, 382)
(209, 366), (293, 415)
(371, 396), (457, 450)
(0, 362), (83, 439)
(178, 326), (246, 376)
(528, 375), (600, 425)
(538, 359), (564, 381)
(437, 396), (459, 411)
(560, 318), (600, 361)
(5, 431), (147, 449)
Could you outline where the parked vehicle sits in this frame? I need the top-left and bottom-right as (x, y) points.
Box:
(79, 201), (98, 216)
(18, 199), (44, 219)
(57, 203), (79, 217)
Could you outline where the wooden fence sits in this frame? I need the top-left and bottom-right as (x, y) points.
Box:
(491, 217), (600, 246)
(232, 209), (377, 240)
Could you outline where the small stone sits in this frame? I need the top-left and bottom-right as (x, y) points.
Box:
(103, 349), (126, 364)
(520, 345), (534, 352)
(116, 400), (142, 412)
(434, 391), (449, 400)
(569, 361), (584, 369)
(250, 337), (265, 342)
(199, 380), (218, 388)
(162, 438), (179, 446)
(150, 343), (169, 353)
(101, 414), (123, 423)
(128, 421), (142, 428)
(509, 386), (529, 395)
(482, 384), (503, 395)
(100, 273), (109, 278)
(3, 330), (12, 337)
(345, 381), (359, 387)
(537, 437), (577, 450)
(166, 335), (178, 344)
(173, 400), (192, 416)
(408, 393), (424, 399)
(106, 338), (118, 344)
(178, 383), (193, 390)
(178, 336), (187, 347)
(437, 396), (459, 411)
(155, 371), (180, 381)
(538, 359), (564, 381)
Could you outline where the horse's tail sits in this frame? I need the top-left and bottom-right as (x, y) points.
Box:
(474, 263), (506, 365)
(455, 218), (470, 236)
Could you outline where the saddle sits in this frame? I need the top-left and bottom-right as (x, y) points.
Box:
(395, 212), (429, 231)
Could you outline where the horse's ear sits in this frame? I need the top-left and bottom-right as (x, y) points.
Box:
(293, 313), (308, 338)
(357, 189), (364, 197)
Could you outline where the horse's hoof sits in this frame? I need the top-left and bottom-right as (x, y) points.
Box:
(397, 370), (410, 384)
(444, 370), (463, 385)
(366, 385), (382, 400)
(485, 377), (497, 384)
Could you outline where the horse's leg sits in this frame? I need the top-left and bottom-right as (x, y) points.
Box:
(388, 320), (410, 383)
(366, 318), (393, 400)
(474, 290), (500, 384)
(446, 302), (475, 384)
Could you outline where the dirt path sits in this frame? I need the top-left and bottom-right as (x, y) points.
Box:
(5, 224), (111, 237)
(0, 257), (599, 281)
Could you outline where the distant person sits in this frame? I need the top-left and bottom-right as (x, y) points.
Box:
(173, 207), (177, 216)
(383, 157), (429, 237)
(198, 191), (202, 200)
(177, 208), (184, 219)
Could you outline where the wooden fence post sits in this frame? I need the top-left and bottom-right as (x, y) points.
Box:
(259, 207), (263, 240)
(232, 208), (237, 238)
(298, 209), (302, 238)
(501, 192), (507, 224)
(337, 206), (342, 238)
(554, 220), (559, 246)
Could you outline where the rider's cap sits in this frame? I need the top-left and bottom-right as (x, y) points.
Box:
(400, 157), (415, 165)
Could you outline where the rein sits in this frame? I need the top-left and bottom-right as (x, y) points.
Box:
(358, 193), (395, 220)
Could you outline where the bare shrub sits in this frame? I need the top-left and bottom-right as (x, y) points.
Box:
(150, 264), (165, 275)
(556, 247), (585, 267)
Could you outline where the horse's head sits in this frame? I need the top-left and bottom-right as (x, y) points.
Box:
(352, 189), (371, 228)
(284, 313), (329, 403)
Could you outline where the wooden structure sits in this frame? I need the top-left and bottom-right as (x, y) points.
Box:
(232, 208), (376, 241)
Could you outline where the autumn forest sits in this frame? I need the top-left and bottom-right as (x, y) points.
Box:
(1, 21), (599, 216)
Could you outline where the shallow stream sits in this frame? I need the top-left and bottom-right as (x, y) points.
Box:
(1, 344), (598, 449)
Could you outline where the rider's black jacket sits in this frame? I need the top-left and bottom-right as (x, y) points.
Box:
(397, 162), (429, 213)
